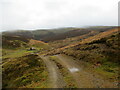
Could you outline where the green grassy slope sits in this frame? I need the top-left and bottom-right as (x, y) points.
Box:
(2, 35), (50, 63)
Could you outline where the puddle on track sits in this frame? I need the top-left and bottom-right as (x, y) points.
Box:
(69, 67), (79, 73)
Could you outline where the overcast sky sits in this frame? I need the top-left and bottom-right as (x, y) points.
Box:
(0, 0), (119, 31)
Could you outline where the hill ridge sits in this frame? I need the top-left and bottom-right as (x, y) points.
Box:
(46, 28), (119, 55)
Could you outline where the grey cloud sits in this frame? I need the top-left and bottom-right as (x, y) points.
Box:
(0, 0), (119, 31)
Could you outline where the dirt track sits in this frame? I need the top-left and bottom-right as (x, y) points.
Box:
(40, 56), (66, 88)
(39, 54), (118, 88)
(55, 54), (117, 88)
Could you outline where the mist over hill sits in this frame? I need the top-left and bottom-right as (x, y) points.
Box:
(2, 26), (117, 42)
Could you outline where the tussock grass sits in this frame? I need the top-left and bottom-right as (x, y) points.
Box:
(2, 54), (48, 88)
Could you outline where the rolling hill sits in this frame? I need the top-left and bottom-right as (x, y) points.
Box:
(2, 26), (119, 88)
(47, 27), (119, 82)
(46, 27), (119, 55)
(2, 26), (117, 42)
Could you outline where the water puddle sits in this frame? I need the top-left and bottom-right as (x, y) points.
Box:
(69, 67), (79, 73)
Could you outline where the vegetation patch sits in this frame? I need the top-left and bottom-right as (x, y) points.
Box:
(2, 35), (29, 49)
(62, 33), (119, 81)
(2, 54), (48, 88)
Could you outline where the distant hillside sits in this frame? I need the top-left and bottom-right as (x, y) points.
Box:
(63, 32), (119, 63)
(2, 28), (75, 42)
(3, 30), (33, 39)
(49, 30), (99, 49)
(2, 35), (29, 49)
(85, 26), (117, 32)
(28, 39), (50, 50)
(2, 35), (49, 49)
(46, 27), (119, 55)
(2, 26), (116, 42)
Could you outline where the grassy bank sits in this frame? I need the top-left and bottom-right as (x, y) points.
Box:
(2, 54), (48, 88)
